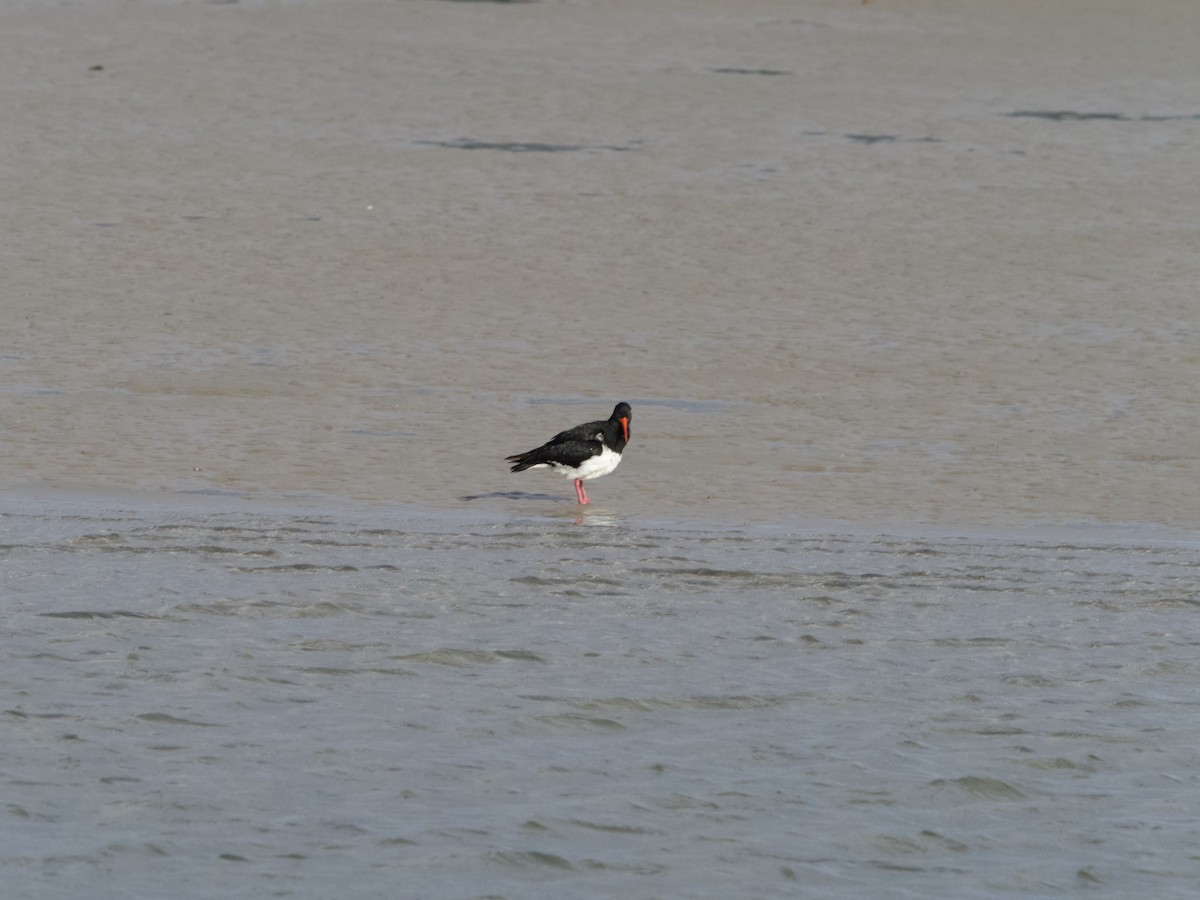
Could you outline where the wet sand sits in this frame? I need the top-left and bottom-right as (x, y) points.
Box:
(3, 0), (1198, 530)
(5, 7), (1200, 895)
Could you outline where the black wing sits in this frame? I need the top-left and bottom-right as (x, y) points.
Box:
(545, 419), (608, 446)
(506, 437), (604, 473)
(506, 419), (607, 473)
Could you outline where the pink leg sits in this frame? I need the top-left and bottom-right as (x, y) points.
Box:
(574, 478), (590, 504)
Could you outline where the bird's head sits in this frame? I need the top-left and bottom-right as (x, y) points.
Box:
(612, 402), (632, 442)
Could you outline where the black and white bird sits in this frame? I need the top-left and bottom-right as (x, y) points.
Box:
(505, 402), (632, 504)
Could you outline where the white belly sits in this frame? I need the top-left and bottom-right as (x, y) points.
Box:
(553, 446), (622, 481)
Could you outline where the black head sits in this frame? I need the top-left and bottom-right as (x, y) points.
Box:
(610, 402), (631, 442)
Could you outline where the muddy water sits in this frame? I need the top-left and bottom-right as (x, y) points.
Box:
(3, 0), (1200, 897)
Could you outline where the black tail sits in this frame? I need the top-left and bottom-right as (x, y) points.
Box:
(505, 450), (540, 473)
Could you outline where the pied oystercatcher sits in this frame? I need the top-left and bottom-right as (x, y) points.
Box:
(506, 402), (632, 504)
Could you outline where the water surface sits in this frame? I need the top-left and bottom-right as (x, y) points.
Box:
(5, 494), (1199, 898)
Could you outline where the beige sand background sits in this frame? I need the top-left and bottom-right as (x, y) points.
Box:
(3, 0), (1198, 528)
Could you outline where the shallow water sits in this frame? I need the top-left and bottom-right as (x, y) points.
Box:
(5, 494), (1200, 899)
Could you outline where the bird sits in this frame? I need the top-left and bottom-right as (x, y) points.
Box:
(505, 402), (632, 504)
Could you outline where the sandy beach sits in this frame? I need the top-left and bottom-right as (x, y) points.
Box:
(3, 0), (1198, 528)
